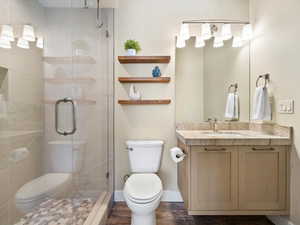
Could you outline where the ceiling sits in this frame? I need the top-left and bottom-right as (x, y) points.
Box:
(38, 0), (118, 8)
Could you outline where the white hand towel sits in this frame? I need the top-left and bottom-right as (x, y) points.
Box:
(225, 92), (239, 120)
(252, 87), (271, 121)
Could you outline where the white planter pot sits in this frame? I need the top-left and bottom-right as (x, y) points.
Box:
(127, 49), (137, 56)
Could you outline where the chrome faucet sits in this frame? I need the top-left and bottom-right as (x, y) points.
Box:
(207, 118), (218, 133)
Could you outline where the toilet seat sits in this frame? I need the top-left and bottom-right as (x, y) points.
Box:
(124, 173), (162, 204)
(15, 173), (71, 204)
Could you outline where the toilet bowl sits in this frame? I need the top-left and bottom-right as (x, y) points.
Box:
(124, 174), (162, 225)
(123, 140), (164, 225)
(15, 173), (72, 214)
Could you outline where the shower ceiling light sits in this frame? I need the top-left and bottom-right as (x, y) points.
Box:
(1, 25), (14, 42)
(195, 36), (205, 48)
(179, 24), (190, 40)
(17, 38), (30, 49)
(176, 36), (186, 48)
(201, 23), (212, 40)
(242, 24), (253, 41)
(213, 36), (224, 48)
(36, 37), (44, 49)
(232, 36), (243, 48)
(221, 24), (232, 40)
(22, 25), (35, 42)
(0, 38), (12, 49)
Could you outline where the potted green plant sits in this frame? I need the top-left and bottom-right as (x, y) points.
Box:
(124, 40), (141, 56)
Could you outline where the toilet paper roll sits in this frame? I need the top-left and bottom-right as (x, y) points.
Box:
(170, 147), (186, 163)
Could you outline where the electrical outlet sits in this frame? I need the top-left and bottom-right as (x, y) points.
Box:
(278, 99), (294, 114)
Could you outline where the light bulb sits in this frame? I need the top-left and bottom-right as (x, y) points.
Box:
(1, 25), (14, 42)
(17, 38), (30, 49)
(179, 24), (190, 40)
(22, 25), (35, 42)
(176, 36), (186, 48)
(36, 37), (44, 49)
(201, 23), (212, 40)
(242, 24), (253, 41)
(195, 36), (205, 48)
(213, 36), (224, 48)
(221, 24), (232, 40)
(232, 36), (243, 48)
(0, 38), (12, 49)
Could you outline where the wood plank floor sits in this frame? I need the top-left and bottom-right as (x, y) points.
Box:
(107, 202), (274, 225)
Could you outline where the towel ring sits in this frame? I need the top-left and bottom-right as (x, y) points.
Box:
(256, 73), (270, 88)
(228, 83), (238, 93)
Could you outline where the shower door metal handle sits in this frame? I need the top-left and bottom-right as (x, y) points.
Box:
(55, 98), (77, 136)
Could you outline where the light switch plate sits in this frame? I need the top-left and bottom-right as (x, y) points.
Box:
(278, 99), (294, 114)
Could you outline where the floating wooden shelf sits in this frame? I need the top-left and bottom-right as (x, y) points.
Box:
(44, 99), (96, 105)
(43, 56), (96, 65)
(118, 99), (171, 105)
(118, 56), (171, 64)
(118, 77), (170, 83)
(45, 77), (96, 84)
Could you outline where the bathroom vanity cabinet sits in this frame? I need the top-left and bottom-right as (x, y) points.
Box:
(176, 123), (292, 215)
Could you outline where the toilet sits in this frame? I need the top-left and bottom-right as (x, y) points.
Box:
(123, 140), (164, 225)
(15, 141), (85, 214)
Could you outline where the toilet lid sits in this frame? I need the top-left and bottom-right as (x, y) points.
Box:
(15, 173), (71, 201)
(124, 174), (162, 202)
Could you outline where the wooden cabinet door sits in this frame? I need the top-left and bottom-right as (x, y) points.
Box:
(238, 146), (287, 210)
(190, 146), (238, 210)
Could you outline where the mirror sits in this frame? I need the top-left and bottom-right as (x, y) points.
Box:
(175, 37), (250, 123)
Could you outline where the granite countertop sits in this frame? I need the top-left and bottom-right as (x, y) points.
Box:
(176, 122), (292, 146)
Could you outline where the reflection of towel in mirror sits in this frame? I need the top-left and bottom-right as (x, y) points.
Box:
(252, 87), (271, 121)
(225, 92), (239, 120)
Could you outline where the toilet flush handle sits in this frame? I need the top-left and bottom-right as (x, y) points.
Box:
(126, 147), (133, 151)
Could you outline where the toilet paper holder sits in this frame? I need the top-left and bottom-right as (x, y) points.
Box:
(176, 152), (186, 158)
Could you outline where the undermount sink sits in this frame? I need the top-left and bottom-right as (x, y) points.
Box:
(199, 131), (245, 137)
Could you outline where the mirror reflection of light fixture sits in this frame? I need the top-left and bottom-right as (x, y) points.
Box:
(1, 25), (14, 42)
(22, 25), (35, 42)
(242, 24), (253, 41)
(201, 23), (212, 40)
(176, 36), (186, 48)
(0, 38), (12, 49)
(195, 36), (205, 48)
(232, 36), (243, 48)
(221, 24), (232, 40)
(36, 37), (44, 49)
(17, 38), (30, 49)
(179, 24), (190, 40)
(213, 36), (224, 48)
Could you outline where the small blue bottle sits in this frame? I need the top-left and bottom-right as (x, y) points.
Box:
(152, 66), (161, 77)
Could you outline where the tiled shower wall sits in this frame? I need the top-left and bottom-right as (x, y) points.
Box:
(0, 0), (45, 224)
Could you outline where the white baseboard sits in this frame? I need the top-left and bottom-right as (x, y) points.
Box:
(267, 216), (294, 225)
(114, 190), (183, 202)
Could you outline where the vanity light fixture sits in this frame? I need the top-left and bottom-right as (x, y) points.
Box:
(213, 36), (224, 48)
(176, 36), (186, 48)
(36, 37), (44, 49)
(221, 24), (232, 40)
(179, 24), (190, 40)
(195, 36), (205, 48)
(1, 25), (15, 42)
(232, 36), (243, 48)
(0, 38), (12, 49)
(242, 24), (253, 41)
(22, 25), (35, 42)
(201, 23), (212, 40)
(17, 38), (30, 49)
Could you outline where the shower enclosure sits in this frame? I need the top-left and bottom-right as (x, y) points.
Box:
(0, 1), (114, 224)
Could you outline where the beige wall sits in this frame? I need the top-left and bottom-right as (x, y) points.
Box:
(114, 0), (249, 192)
(250, 0), (300, 224)
(0, 0), (45, 224)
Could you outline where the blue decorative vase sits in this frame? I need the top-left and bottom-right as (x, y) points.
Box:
(152, 66), (161, 77)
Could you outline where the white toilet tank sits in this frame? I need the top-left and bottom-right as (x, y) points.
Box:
(126, 140), (164, 173)
(48, 140), (86, 173)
